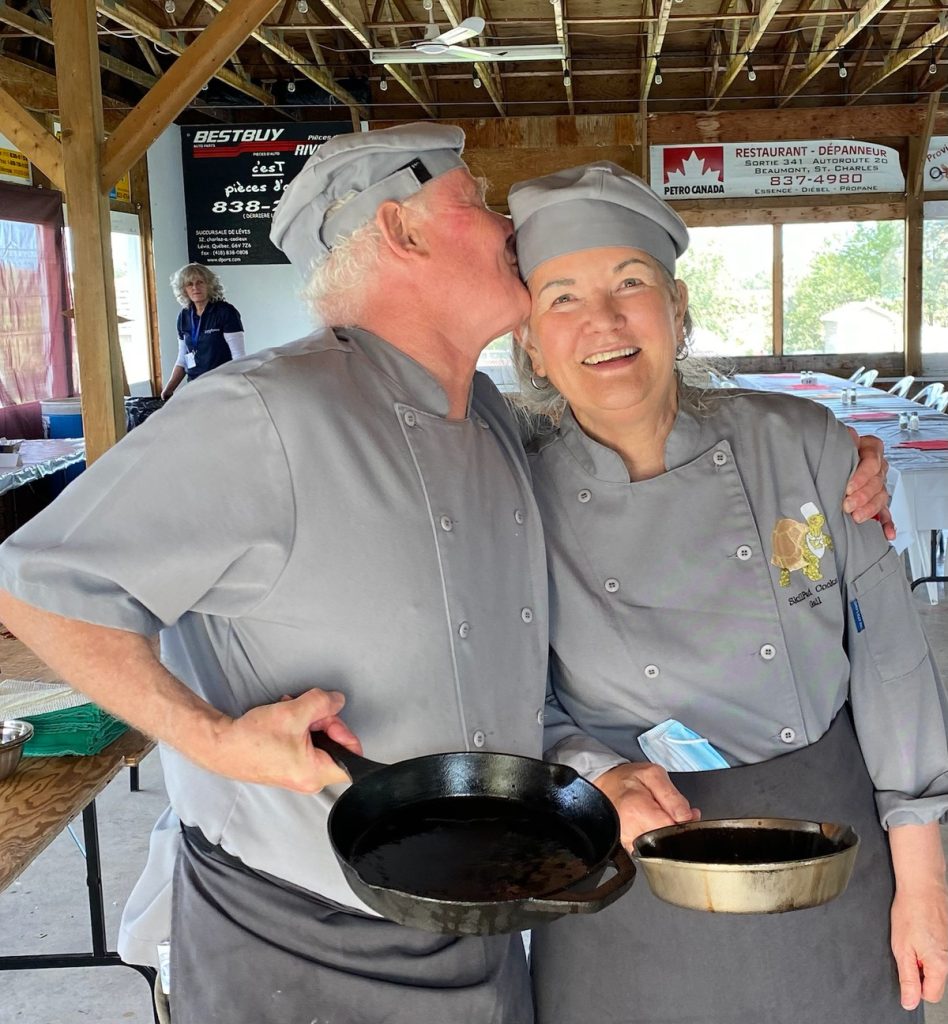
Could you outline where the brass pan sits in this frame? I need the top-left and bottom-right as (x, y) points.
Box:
(632, 817), (858, 914)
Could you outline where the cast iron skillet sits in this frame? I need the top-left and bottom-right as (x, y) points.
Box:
(313, 733), (636, 936)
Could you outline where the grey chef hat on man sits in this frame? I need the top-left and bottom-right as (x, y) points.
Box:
(508, 161), (689, 280)
(269, 123), (466, 275)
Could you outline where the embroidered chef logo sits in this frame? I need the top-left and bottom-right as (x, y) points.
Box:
(770, 502), (833, 588)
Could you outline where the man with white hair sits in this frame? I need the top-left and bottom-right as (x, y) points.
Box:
(0, 124), (547, 1024)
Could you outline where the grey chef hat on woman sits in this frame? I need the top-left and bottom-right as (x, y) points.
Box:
(270, 123), (466, 275)
(508, 161), (690, 279)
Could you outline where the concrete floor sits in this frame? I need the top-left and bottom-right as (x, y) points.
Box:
(1, 584), (948, 1023)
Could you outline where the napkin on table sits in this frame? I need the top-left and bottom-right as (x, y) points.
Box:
(895, 440), (948, 451)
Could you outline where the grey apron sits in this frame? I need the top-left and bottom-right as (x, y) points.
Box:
(531, 711), (920, 1024)
(170, 826), (534, 1024)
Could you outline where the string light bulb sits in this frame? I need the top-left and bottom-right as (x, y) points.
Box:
(746, 57), (757, 82)
(379, 75), (388, 92)
(929, 49), (938, 75)
(838, 56), (847, 78)
(296, 0), (308, 12)
(472, 68), (482, 88)
(164, 0), (175, 12)
(653, 59), (663, 86)
(563, 67), (571, 87)
(286, 80), (296, 93)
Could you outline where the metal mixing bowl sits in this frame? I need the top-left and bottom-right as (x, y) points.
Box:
(632, 817), (859, 914)
(0, 719), (34, 781)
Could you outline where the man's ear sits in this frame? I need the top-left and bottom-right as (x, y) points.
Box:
(375, 199), (428, 261)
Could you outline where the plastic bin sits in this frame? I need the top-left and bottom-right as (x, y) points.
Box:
(40, 399), (83, 439)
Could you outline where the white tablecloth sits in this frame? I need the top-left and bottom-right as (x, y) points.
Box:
(0, 438), (85, 497)
(732, 373), (948, 603)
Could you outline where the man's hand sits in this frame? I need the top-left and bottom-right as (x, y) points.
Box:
(845, 429), (895, 540)
(594, 762), (700, 851)
(209, 689), (363, 793)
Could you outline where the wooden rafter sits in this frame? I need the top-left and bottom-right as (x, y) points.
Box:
(390, 0), (434, 108)
(101, 0), (280, 190)
(0, 82), (63, 187)
(781, 0), (895, 104)
(319, 0), (435, 116)
(775, 0), (816, 96)
(711, 0), (782, 108)
(437, 0), (504, 114)
(641, 0), (672, 103)
(94, 0), (274, 105)
(911, 86), (941, 194)
(848, 15), (948, 101)
(217, 0), (371, 116)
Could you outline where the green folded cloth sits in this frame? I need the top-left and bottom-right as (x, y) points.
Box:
(0, 679), (128, 756)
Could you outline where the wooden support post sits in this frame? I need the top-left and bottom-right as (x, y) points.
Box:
(772, 223), (783, 356)
(904, 136), (924, 378)
(52, 0), (126, 463)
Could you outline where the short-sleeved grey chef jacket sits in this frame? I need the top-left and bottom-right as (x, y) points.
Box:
(534, 390), (948, 829)
(0, 327), (549, 947)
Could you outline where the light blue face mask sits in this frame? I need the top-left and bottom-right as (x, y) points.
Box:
(638, 719), (730, 773)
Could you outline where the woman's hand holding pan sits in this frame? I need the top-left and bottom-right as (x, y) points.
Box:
(594, 761), (700, 850)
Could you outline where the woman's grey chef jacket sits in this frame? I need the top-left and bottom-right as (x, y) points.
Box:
(0, 328), (549, 920)
(533, 390), (948, 829)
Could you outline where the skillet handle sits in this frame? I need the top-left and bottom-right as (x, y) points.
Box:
(525, 845), (636, 917)
(311, 732), (387, 783)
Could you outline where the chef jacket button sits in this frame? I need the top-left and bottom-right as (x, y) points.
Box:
(458, 621), (471, 639)
(712, 450), (728, 466)
(537, 708), (544, 724)
(736, 545), (753, 561)
(604, 578), (620, 593)
(514, 509), (525, 524)
(403, 410), (417, 428)
(521, 607), (534, 624)
(439, 515), (453, 532)
(760, 643), (777, 660)
(472, 730), (486, 748)
(577, 489), (592, 503)
(644, 664), (660, 679)
(779, 727), (796, 744)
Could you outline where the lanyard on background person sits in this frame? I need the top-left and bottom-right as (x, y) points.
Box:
(189, 307), (203, 348)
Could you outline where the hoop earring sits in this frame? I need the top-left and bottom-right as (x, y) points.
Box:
(675, 338), (687, 361)
(530, 373), (550, 391)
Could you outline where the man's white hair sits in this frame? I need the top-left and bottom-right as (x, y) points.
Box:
(304, 187), (434, 325)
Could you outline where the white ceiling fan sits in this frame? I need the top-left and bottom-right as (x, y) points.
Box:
(369, 5), (564, 65)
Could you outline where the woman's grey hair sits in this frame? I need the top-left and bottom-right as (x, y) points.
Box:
(304, 187), (435, 325)
(170, 263), (224, 308)
(511, 263), (699, 421)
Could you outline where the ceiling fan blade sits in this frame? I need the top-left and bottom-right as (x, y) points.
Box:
(435, 16), (485, 46)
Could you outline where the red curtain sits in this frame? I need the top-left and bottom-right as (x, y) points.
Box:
(0, 182), (73, 406)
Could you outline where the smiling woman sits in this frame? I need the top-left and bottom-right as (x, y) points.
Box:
(507, 161), (948, 1024)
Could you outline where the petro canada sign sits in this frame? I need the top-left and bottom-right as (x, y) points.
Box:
(649, 140), (904, 200)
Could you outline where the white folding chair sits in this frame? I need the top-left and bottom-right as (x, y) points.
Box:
(846, 365), (866, 382)
(913, 382), (945, 407)
(887, 375), (914, 397)
(934, 393), (948, 414)
(855, 369), (878, 387)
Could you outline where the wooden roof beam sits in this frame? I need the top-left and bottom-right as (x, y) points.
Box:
(94, 0), (274, 106)
(641, 0), (672, 102)
(711, 0), (782, 108)
(781, 0), (895, 104)
(202, 0), (367, 114)
(101, 0), (280, 192)
(849, 15), (948, 101)
(319, 0), (435, 116)
(0, 81), (63, 187)
(911, 87), (941, 194)
(438, 0), (503, 114)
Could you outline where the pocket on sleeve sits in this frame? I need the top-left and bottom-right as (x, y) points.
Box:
(848, 546), (929, 682)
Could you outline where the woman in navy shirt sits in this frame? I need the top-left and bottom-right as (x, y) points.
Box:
(161, 264), (245, 400)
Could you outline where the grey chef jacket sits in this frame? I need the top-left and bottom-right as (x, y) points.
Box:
(0, 327), (549, 943)
(532, 390), (948, 829)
